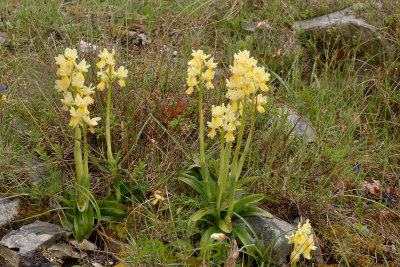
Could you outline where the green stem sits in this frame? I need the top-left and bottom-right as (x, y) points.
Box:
(231, 99), (247, 178)
(198, 74), (211, 201)
(228, 95), (256, 215)
(83, 124), (89, 190)
(106, 66), (114, 163)
(235, 94), (257, 181)
(216, 130), (225, 210)
(222, 141), (232, 200)
(74, 126), (87, 212)
(74, 127), (84, 185)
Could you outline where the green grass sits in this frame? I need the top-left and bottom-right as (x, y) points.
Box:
(1, 0), (400, 266)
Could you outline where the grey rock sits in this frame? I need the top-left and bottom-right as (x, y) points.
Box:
(47, 243), (87, 259)
(0, 198), (20, 228)
(0, 221), (65, 256)
(233, 215), (296, 266)
(271, 107), (317, 143)
(104, 238), (128, 255)
(293, 7), (386, 57)
(27, 159), (48, 183)
(70, 239), (98, 251)
(0, 36), (7, 44)
(0, 245), (20, 267)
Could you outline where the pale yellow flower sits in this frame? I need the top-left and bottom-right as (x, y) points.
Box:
(286, 220), (317, 263)
(61, 92), (75, 111)
(210, 233), (227, 241)
(255, 94), (268, 113)
(72, 72), (85, 88)
(81, 85), (95, 96)
(75, 60), (90, 73)
(83, 116), (101, 134)
(69, 106), (86, 128)
(65, 48), (78, 61)
(185, 50), (216, 94)
(116, 66), (128, 78)
(151, 191), (165, 205)
(225, 131), (234, 142)
(54, 76), (71, 95)
(203, 68), (214, 81)
(207, 128), (216, 139)
(97, 80), (106, 91)
(55, 54), (66, 65)
(205, 58), (217, 69)
(116, 66), (128, 87)
(97, 48), (110, 69)
(74, 94), (93, 112)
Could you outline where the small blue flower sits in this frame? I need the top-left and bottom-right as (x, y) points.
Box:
(386, 194), (394, 203)
(355, 164), (361, 174)
(1, 84), (6, 94)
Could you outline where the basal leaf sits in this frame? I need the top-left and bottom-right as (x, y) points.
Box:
(233, 194), (264, 212)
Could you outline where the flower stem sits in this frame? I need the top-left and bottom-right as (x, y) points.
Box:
(74, 126), (87, 212)
(231, 99), (247, 178)
(198, 79), (211, 201)
(106, 66), (114, 163)
(83, 124), (89, 190)
(216, 131), (225, 210)
(235, 94), (256, 181)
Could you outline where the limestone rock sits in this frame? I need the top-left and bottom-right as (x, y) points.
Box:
(0, 221), (65, 256)
(271, 107), (317, 143)
(0, 245), (20, 267)
(293, 7), (386, 57)
(233, 215), (296, 266)
(0, 198), (20, 228)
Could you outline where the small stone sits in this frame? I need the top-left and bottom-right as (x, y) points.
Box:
(47, 243), (86, 259)
(233, 215), (296, 265)
(271, 107), (317, 143)
(70, 239), (98, 251)
(0, 36), (7, 44)
(27, 159), (48, 183)
(0, 245), (20, 267)
(0, 198), (20, 228)
(104, 238), (128, 255)
(0, 221), (65, 256)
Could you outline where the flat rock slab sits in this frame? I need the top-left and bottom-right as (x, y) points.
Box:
(272, 107), (317, 143)
(0, 221), (65, 256)
(233, 215), (296, 266)
(0, 198), (20, 228)
(293, 7), (386, 56)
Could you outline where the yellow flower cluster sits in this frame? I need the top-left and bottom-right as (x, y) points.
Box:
(225, 50), (270, 113)
(55, 48), (100, 133)
(186, 50), (217, 94)
(207, 104), (240, 142)
(205, 50), (270, 142)
(96, 48), (128, 90)
(286, 220), (317, 262)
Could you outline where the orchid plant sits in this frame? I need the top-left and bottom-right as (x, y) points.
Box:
(96, 48), (128, 201)
(178, 50), (273, 250)
(55, 48), (100, 241)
